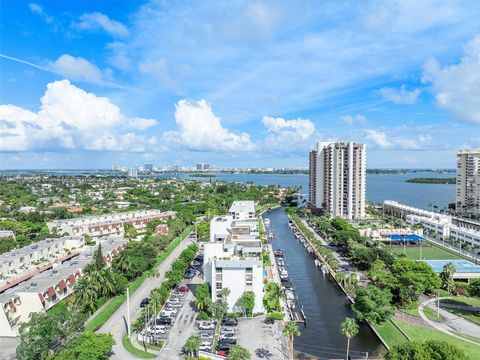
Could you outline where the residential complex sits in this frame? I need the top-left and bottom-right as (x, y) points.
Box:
(456, 148), (480, 215)
(0, 237), (127, 337)
(309, 141), (366, 220)
(203, 201), (264, 313)
(383, 200), (480, 255)
(46, 209), (176, 237)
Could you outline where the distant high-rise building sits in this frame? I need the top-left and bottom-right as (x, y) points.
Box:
(456, 148), (480, 215)
(144, 163), (153, 172)
(128, 167), (138, 178)
(112, 164), (120, 171)
(196, 163), (210, 171)
(309, 142), (366, 220)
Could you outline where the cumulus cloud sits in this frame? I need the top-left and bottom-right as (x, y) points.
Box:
(46, 54), (111, 84)
(364, 129), (392, 149)
(341, 114), (366, 126)
(164, 99), (254, 152)
(364, 128), (433, 150)
(28, 3), (53, 23)
(73, 12), (129, 37)
(422, 35), (480, 123)
(0, 80), (156, 152)
(262, 116), (316, 153)
(380, 85), (421, 104)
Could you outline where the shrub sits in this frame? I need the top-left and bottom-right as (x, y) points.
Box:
(267, 312), (284, 320)
(197, 311), (210, 320)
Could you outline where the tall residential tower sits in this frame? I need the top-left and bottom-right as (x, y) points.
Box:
(309, 142), (366, 220)
(456, 149), (480, 215)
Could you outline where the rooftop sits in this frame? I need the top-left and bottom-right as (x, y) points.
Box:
(229, 200), (255, 214)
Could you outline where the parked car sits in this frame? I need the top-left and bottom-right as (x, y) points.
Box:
(217, 350), (229, 357)
(140, 298), (149, 307)
(264, 317), (275, 324)
(220, 332), (235, 339)
(221, 328), (235, 335)
(199, 345), (212, 352)
(161, 310), (176, 317)
(184, 271), (195, 279)
(166, 301), (182, 308)
(156, 316), (172, 325)
(216, 341), (234, 351)
(148, 325), (166, 334)
(177, 286), (189, 293)
(200, 332), (214, 340)
(198, 321), (215, 330)
(221, 317), (238, 326)
(219, 337), (237, 345)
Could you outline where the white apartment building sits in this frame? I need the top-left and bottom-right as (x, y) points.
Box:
(0, 237), (85, 292)
(203, 201), (264, 314)
(0, 237), (127, 337)
(383, 200), (445, 220)
(46, 210), (176, 237)
(309, 142), (366, 220)
(456, 149), (480, 215)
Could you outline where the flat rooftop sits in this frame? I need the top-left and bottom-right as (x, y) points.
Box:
(229, 201), (255, 214)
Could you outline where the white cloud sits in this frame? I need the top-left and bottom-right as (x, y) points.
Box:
(364, 129), (392, 149)
(138, 59), (178, 91)
(0, 80), (156, 152)
(341, 114), (366, 125)
(28, 3), (53, 23)
(262, 116), (316, 153)
(422, 35), (480, 123)
(46, 54), (111, 84)
(164, 99), (254, 152)
(73, 12), (129, 37)
(380, 85), (421, 104)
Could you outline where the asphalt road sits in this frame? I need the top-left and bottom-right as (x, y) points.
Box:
(98, 233), (195, 359)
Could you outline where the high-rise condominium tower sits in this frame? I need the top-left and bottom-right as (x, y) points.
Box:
(309, 142), (366, 220)
(456, 149), (480, 215)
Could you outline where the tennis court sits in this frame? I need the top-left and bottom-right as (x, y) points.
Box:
(423, 259), (480, 274)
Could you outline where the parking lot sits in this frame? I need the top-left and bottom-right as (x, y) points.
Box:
(237, 317), (289, 360)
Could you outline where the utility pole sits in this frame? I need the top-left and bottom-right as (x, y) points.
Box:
(437, 290), (440, 318)
(127, 287), (131, 337)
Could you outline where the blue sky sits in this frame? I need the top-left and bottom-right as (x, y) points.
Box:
(1, 0), (480, 169)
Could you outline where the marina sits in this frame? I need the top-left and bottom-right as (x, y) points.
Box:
(266, 207), (385, 359)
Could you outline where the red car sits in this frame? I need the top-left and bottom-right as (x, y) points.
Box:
(177, 286), (189, 293)
(217, 350), (228, 357)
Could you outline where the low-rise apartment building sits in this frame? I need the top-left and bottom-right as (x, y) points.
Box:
(203, 201), (264, 314)
(46, 210), (176, 237)
(0, 236), (85, 292)
(0, 237), (126, 337)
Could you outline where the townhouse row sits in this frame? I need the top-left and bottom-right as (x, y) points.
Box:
(46, 209), (176, 237)
(0, 237), (127, 337)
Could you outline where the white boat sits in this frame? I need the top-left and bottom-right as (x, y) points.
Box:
(269, 231), (274, 239)
(264, 218), (270, 225)
(314, 259), (321, 267)
(321, 265), (329, 274)
(285, 289), (295, 300)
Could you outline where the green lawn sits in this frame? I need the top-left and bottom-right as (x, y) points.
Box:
(85, 226), (192, 332)
(442, 307), (480, 326)
(122, 334), (156, 358)
(401, 306), (445, 321)
(390, 245), (461, 260)
(394, 319), (480, 360)
(373, 320), (409, 348)
(441, 296), (480, 308)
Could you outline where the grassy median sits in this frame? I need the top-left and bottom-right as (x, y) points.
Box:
(122, 333), (157, 358)
(85, 226), (192, 332)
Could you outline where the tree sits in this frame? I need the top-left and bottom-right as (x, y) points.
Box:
(219, 287), (231, 302)
(195, 283), (211, 311)
(93, 243), (105, 271)
(17, 307), (85, 360)
(283, 321), (300, 360)
(235, 291), (255, 317)
(123, 223), (138, 240)
(352, 285), (395, 325)
(183, 335), (201, 357)
(385, 340), (468, 360)
(228, 344), (251, 360)
(263, 282), (285, 312)
(467, 278), (480, 297)
(340, 317), (359, 360)
(440, 262), (456, 293)
(209, 300), (228, 321)
(47, 332), (115, 360)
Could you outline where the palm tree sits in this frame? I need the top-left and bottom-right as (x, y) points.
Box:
(335, 272), (346, 286)
(228, 344), (251, 360)
(340, 317), (359, 360)
(219, 287), (231, 303)
(115, 252), (132, 275)
(441, 262), (456, 293)
(264, 282), (286, 312)
(73, 278), (97, 314)
(184, 335), (201, 356)
(283, 321), (300, 359)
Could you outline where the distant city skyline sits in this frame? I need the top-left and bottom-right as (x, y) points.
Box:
(1, 1), (480, 169)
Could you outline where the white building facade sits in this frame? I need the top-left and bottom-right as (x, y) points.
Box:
(309, 142), (366, 220)
(456, 149), (480, 215)
(203, 201), (264, 314)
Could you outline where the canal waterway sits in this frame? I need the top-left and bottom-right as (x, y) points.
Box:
(266, 207), (385, 359)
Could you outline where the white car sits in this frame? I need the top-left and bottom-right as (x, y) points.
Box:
(161, 310), (175, 317)
(201, 340), (213, 347)
(199, 345), (212, 352)
(200, 333), (214, 340)
(198, 321), (215, 330)
(148, 325), (166, 334)
(220, 328), (235, 335)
